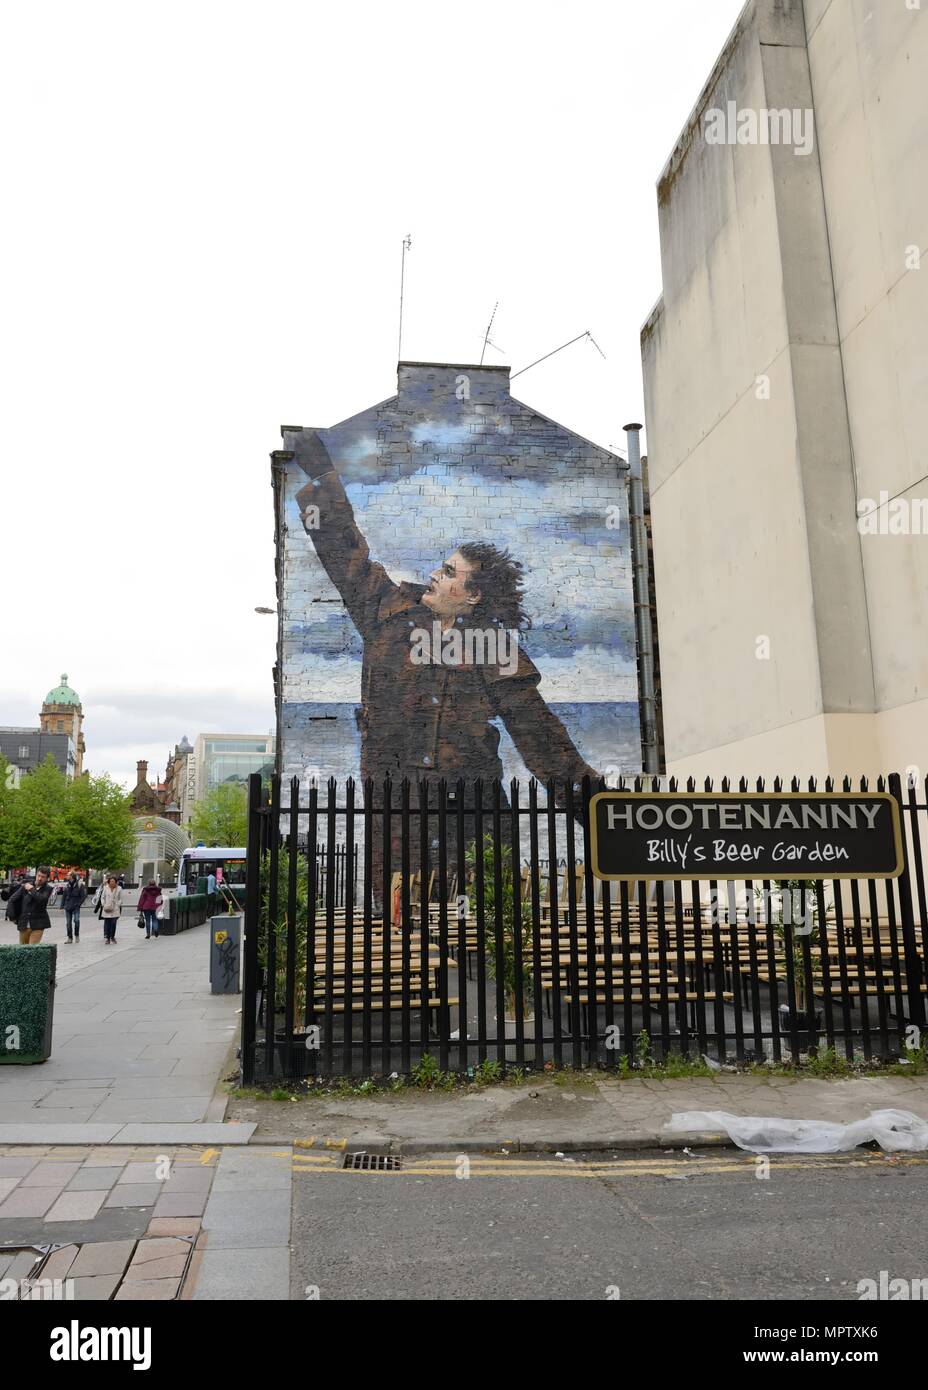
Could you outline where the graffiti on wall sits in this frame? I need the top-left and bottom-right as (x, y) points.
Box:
(278, 363), (640, 796)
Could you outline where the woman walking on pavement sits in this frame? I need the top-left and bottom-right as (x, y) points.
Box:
(96, 874), (123, 944)
(11, 868), (54, 944)
(137, 879), (163, 939)
(61, 872), (86, 943)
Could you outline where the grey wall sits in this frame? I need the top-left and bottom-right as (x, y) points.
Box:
(640, 0), (926, 779)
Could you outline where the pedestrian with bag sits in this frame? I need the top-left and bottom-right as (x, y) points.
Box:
(3, 874), (26, 927)
(96, 874), (123, 944)
(61, 872), (86, 943)
(137, 879), (163, 939)
(10, 868), (54, 944)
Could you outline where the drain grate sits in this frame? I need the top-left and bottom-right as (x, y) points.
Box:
(342, 1152), (402, 1172)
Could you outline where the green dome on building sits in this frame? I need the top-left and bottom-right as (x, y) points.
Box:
(44, 674), (81, 706)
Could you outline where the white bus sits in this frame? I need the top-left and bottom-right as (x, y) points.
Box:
(176, 847), (246, 897)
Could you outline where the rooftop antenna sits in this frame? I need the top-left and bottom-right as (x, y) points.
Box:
(397, 234), (412, 359)
(479, 302), (501, 365)
(511, 329), (606, 380)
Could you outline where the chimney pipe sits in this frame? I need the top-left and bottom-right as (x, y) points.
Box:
(625, 423), (659, 775)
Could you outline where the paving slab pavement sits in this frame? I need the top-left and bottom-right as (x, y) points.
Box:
(194, 1147), (293, 1299)
(228, 1072), (928, 1152)
(0, 1142), (294, 1303)
(0, 1145), (220, 1258)
(0, 920), (246, 1144)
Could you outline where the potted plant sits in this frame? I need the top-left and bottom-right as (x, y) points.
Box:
(258, 851), (316, 1076)
(759, 878), (822, 1053)
(466, 834), (535, 1062)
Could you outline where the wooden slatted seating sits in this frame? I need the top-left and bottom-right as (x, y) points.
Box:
(308, 994), (461, 1016)
(563, 986), (735, 1034)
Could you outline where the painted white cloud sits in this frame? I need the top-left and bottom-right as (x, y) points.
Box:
(410, 417), (475, 449)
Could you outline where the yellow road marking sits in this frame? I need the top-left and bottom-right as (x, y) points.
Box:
(316, 1153), (922, 1170)
(290, 1152), (928, 1178)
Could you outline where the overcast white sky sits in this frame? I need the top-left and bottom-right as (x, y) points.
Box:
(1, 0), (744, 788)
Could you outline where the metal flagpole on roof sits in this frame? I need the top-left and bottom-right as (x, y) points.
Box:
(397, 235), (412, 359)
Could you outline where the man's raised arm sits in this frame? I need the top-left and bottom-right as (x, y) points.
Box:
(294, 431), (398, 639)
(484, 652), (601, 797)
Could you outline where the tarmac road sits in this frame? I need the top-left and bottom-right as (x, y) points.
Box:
(289, 1148), (928, 1301)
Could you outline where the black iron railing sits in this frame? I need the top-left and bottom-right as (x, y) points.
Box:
(240, 772), (927, 1082)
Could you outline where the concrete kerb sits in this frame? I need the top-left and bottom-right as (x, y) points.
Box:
(202, 1034), (241, 1126)
(0, 1129), (733, 1154)
(0, 1127), (736, 1154)
(249, 1132), (735, 1155)
(0, 1124), (256, 1147)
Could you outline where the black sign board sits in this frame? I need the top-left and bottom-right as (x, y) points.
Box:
(589, 792), (904, 881)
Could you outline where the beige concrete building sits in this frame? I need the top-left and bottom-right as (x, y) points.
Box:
(641, 0), (927, 782)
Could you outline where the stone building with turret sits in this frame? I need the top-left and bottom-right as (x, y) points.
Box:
(128, 758), (183, 824)
(0, 673), (86, 781)
(40, 674), (85, 775)
(164, 735), (195, 825)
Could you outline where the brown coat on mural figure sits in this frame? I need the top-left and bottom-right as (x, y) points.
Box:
(294, 431), (599, 798)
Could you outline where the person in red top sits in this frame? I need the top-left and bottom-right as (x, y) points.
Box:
(137, 880), (163, 940)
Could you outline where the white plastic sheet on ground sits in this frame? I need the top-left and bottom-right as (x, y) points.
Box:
(665, 1109), (928, 1153)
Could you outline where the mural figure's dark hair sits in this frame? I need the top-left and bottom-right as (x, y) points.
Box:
(457, 542), (531, 633)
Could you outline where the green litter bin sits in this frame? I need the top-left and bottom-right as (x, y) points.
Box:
(0, 944), (56, 1064)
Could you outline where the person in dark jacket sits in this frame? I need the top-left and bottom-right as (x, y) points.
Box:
(294, 431), (601, 904)
(137, 880), (163, 939)
(294, 431), (600, 793)
(10, 868), (54, 944)
(61, 873), (86, 943)
(2, 875), (26, 925)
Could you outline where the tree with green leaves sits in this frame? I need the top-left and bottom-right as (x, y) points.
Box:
(0, 756), (135, 874)
(59, 772), (136, 872)
(1, 756), (68, 869)
(188, 783), (248, 848)
(0, 754), (19, 869)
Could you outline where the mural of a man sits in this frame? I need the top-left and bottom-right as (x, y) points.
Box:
(294, 431), (600, 797)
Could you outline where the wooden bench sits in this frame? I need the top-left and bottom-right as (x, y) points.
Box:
(563, 988), (735, 1035)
